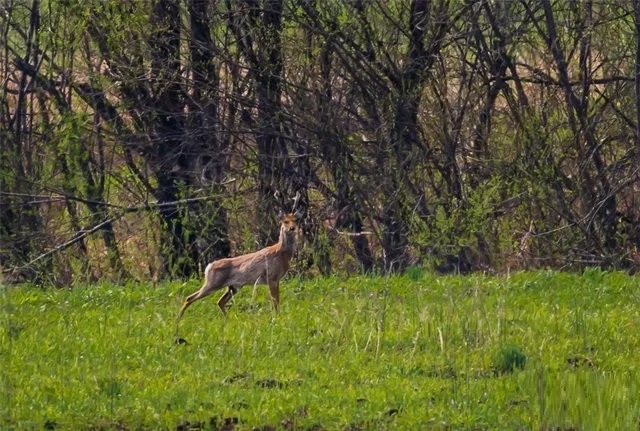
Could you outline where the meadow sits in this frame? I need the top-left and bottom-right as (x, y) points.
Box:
(1, 269), (640, 430)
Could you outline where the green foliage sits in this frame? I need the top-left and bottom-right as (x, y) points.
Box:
(56, 112), (92, 193)
(404, 265), (425, 281)
(493, 344), (527, 375)
(2, 271), (640, 429)
(409, 176), (506, 267)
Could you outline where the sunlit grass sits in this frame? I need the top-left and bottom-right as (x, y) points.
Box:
(1, 270), (640, 429)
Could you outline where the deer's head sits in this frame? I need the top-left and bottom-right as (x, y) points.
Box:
(275, 191), (304, 241)
(279, 209), (304, 232)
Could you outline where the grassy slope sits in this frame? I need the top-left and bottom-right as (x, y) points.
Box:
(1, 269), (640, 430)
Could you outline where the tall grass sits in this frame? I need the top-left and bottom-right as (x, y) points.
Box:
(1, 270), (639, 429)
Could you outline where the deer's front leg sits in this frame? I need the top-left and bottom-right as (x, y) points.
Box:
(268, 282), (280, 313)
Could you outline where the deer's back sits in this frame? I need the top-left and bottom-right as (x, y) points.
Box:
(211, 247), (290, 286)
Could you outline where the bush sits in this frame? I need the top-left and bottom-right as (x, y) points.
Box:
(493, 344), (527, 374)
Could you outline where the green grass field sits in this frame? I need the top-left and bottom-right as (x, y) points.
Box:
(2, 269), (640, 430)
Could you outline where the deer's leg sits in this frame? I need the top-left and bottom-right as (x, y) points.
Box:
(268, 281), (280, 313)
(176, 265), (221, 323)
(177, 288), (213, 323)
(217, 286), (237, 315)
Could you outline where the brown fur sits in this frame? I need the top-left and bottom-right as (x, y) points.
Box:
(176, 212), (301, 328)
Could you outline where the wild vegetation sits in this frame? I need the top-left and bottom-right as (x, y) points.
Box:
(3, 3), (640, 429)
(2, 270), (640, 429)
(2, 0), (640, 283)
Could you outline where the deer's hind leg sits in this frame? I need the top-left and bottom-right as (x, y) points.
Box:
(176, 264), (224, 323)
(217, 286), (238, 315)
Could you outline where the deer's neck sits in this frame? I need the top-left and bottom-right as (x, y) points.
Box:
(275, 229), (296, 255)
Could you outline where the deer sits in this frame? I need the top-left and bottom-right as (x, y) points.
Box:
(176, 193), (303, 332)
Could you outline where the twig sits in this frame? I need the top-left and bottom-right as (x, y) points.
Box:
(0, 178), (236, 211)
(7, 215), (121, 273)
(2, 181), (237, 274)
(333, 229), (373, 237)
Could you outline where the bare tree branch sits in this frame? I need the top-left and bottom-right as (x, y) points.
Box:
(1, 180), (236, 274)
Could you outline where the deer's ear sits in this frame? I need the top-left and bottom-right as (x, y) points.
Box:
(277, 209), (285, 219)
(294, 208), (304, 220)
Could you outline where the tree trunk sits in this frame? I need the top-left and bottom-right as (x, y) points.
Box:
(541, 0), (617, 254)
(381, 0), (448, 272)
(188, 0), (231, 267)
(317, 43), (373, 272)
(148, 0), (196, 277)
(632, 0), (640, 262)
(0, 0), (47, 280)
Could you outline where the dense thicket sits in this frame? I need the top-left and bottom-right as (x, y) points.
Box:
(1, 0), (639, 284)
